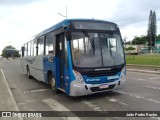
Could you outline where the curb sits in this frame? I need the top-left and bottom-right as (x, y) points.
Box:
(127, 69), (160, 74)
(127, 64), (160, 68)
(126, 64), (160, 74)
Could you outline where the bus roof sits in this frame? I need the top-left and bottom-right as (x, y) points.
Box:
(33, 19), (117, 39)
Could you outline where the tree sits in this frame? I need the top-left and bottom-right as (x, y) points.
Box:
(1, 45), (20, 58)
(125, 41), (131, 45)
(147, 10), (157, 50)
(125, 46), (136, 58)
(132, 35), (148, 45)
(157, 34), (160, 40)
(125, 46), (136, 54)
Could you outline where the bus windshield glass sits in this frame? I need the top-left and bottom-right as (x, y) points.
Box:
(71, 32), (125, 68)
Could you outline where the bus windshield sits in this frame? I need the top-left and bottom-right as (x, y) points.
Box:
(71, 32), (125, 68)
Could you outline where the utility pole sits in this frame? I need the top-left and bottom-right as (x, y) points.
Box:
(57, 6), (68, 19)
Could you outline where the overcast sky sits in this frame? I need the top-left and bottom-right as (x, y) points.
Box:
(0, 0), (160, 54)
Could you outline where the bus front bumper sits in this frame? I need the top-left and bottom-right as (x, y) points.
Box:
(70, 77), (126, 96)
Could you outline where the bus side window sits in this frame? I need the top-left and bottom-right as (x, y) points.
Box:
(37, 37), (44, 55)
(30, 41), (34, 56)
(24, 43), (28, 56)
(28, 42), (31, 56)
(21, 46), (25, 57)
(45, 32), (55, 56)
(33, 40), (37, 56)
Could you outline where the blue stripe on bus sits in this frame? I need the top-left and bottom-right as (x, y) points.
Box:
(65, 41), (75, 95)
(43, 56), (56, 84)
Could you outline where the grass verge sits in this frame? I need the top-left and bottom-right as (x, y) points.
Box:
(126, 54), (160, 66)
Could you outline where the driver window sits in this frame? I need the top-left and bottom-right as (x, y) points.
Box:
(45, 32), (55, 56)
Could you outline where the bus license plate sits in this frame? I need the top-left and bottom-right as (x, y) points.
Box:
(99, 84), (109, 89)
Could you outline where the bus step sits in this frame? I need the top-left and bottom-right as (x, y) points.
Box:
(58, 88), (65, 92)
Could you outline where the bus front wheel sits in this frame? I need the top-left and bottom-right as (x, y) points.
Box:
(49, 73), (60, 94)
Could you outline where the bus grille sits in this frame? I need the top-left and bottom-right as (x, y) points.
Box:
(85, 80), (116, 84)
(83, 69), (119, 77)
(90, 84), (116, 92)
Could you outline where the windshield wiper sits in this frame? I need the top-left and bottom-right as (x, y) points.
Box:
(108, 40), (116, 65)
(82, 31), (95, 56)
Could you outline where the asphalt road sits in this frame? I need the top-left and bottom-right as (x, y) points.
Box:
(0, 59), (160, 120)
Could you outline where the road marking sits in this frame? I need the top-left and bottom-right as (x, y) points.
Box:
(18, 99), (41, 105)
(106, 97), (128, 106)
(81, 99), (103, 111)
(151, 117), (160, 120)
(24, 88), (49, 93)
(149, 77), (160, 80)
(117, 91), (142, 99)
(42, 99), (80, 120)
(18, 103), (26, 105)
(129, 77), (160, 81)
(131, 78), (145, 81)
(108, 98), (118, 102)
(119, 101), (128, 106)
(147, 99), (160, 104)
(43, 99), (69, 111)
(117, 90), (160, 104)
(145, 86), (160, 90)
(132, 93), (141, 99)
(137, 79), (145, 81)
(113, 117), (123, 120)
(129, 77), (145, 81)
(81, 99), (121, 120)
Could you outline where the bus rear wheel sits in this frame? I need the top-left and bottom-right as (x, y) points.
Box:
(27, 66), (32, 79)
(49, 73), (60, 94)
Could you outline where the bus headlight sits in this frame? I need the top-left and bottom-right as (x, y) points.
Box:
(120, 66), (126, 80)
(73, 70), (85, 83)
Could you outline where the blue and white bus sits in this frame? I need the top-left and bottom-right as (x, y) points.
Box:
(21, 19), (126, 96)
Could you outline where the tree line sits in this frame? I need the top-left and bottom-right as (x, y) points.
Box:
(1, 45), (20, 58)
(125, 34), (160, 45)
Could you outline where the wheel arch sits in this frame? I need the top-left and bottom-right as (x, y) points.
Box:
(26, 64), (33, 79)
(47, 70), (55, 84)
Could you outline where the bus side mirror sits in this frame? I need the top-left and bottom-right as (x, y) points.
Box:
(63, 26), (68, 30)
(21, 46), (24, 57)
(65, 30), (71, 40)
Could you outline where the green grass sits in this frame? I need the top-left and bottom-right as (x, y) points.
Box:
(126, 54), (160, 66)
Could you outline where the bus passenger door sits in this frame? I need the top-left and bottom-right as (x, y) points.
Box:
(56, 33), (65, 90)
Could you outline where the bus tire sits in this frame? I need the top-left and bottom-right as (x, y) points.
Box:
(27, 66), (32, 79)
(49, 73), (60, 94)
